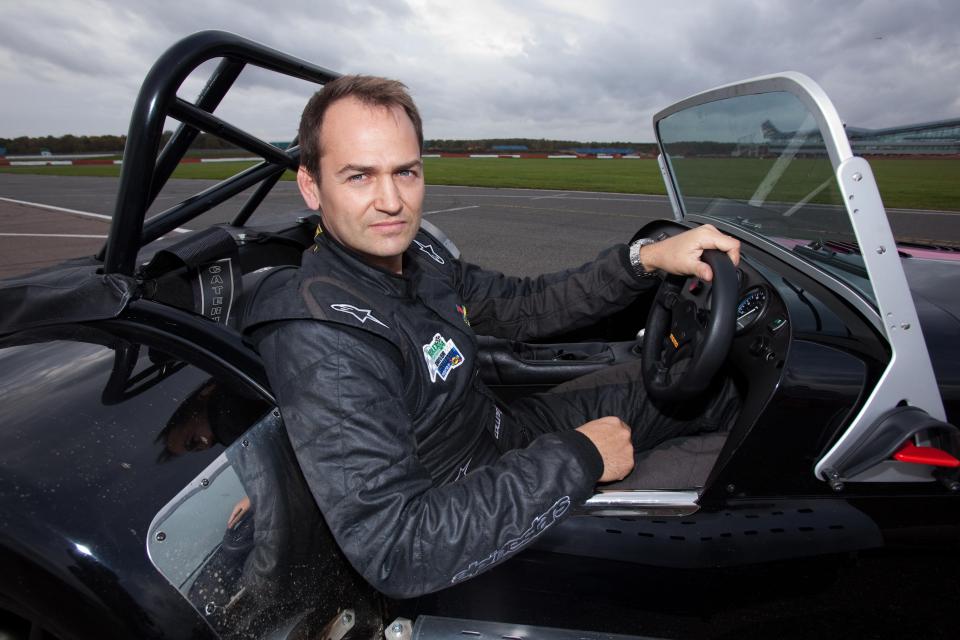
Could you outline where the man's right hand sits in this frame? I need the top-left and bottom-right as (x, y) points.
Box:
(575, 416), (634, 482)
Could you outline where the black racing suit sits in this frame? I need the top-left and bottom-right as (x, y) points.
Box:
(243, 227), (660, 598)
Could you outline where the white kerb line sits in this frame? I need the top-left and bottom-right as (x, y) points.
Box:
(0, 196), (192, 233)
(0, 232), (108, 238)
(423, 205), (480, 216)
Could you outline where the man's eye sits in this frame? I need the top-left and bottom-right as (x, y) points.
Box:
(397, 169), (417, 178)
(347, 173), (367, 183)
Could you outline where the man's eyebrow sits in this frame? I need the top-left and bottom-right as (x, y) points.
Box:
(396, 159), (423, 171)
(335, 163), (375, 176)
(334, 159), (422, 176)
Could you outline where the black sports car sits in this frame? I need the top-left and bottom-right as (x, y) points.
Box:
(1, 31), (958, 640)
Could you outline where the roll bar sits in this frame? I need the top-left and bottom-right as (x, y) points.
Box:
(102, 30), (339, 275)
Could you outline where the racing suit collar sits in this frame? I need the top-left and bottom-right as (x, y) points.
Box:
(313, 221), (422, 297)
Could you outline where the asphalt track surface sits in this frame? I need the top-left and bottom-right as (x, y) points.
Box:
(0, 174), (672, 278)
(1, 172), (957, 279)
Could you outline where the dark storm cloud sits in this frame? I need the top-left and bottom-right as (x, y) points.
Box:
(1, 0), (957, 139)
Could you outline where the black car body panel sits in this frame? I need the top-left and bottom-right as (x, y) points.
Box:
(902, 257), (960, 422)
(0, 329), (223, 639)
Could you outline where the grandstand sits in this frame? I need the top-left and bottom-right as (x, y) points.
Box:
(749, 116), (960, 157)
(846, 118), (960, 155)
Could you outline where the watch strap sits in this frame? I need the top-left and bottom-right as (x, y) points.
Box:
(628, 237), (659, 278)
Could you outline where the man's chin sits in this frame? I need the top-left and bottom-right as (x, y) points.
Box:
(366, 236), (415, 260)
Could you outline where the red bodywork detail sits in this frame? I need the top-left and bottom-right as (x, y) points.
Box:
(894, 442), (960, 467)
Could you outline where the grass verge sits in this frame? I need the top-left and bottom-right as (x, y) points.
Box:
(1, 157), (957, 211)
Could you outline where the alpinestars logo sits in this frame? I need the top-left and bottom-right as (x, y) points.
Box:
(455, 458), (472, 482)
(414, 239), (445, 264)
(330, 304), (389, 328)
(451, 496), (571, 584)
(422, 333), (464, 382)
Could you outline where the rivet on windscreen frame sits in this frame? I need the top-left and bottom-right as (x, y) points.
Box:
(876, 246), (886, 254)
(852, 172), (862, 182)
(242, 439), (249, 448)
(155, 531), (166, 542)
(200, 478), (210, 488)
(901, 323), (911, 330)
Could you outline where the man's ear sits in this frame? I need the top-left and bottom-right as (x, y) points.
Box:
(297, 166), (322, 210)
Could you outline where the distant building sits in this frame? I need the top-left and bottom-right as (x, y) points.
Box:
(491, 144), (529, 152)
(0, 146), (6, 156)
(758, 117), (960, 156)
(846, 118), (960, 155)
(569, 147), (635, 156)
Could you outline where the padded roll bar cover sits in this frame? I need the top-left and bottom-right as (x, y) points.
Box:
(139, 225), (239, 279)
(138, 225), (242, 325)
(835, 405), (960, 479)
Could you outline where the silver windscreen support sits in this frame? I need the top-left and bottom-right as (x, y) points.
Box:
(816, 157), (947, 481)
(657, 153), (683, 221)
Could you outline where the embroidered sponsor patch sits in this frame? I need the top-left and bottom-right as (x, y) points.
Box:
(414, 239), (445, 264)
(422, 332), (464, 382)
(331, 303), (389, 328)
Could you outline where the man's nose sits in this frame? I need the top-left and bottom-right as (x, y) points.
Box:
(375, 176), (403, 214)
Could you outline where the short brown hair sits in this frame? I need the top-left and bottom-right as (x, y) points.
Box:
(298, 75), (423, 179)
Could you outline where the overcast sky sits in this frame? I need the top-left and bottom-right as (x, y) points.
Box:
(2, 0), (958, 143)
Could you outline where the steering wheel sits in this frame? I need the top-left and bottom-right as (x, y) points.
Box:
(641, 249), (738, 402)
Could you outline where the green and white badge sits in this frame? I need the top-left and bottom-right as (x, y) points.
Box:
(422, 333), (465, 383)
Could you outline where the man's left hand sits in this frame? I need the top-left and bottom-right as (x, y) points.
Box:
(639, 224), (740, 282)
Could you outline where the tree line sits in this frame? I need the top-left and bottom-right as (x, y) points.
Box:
(2, 133), (657, 156)
(0, 132), (240, 155)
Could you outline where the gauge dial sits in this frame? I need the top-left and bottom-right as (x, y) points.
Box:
(736, 286), (768, 333)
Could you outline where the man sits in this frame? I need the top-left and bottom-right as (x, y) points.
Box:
(243, 76), (740, 599)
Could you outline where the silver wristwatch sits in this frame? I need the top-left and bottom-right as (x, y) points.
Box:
(628, 237), (660, 278)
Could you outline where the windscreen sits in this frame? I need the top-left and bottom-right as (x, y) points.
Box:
(657, 90), (875, 305)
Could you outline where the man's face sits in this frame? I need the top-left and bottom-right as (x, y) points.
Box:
(165, 414), (214, 456)
(298, 96), (424, 273)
